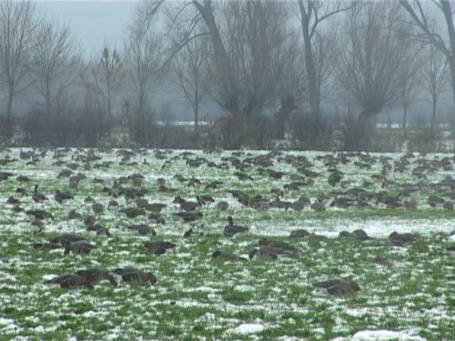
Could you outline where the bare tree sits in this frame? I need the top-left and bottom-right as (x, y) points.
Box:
(423, 44), (449, 129)
(398, 47), (422, 132)
(173, 36), (206, 137)
(91, 45), (124, 124)
(400, 0), (455, 107)
(125, 1), (168, 144)
(337, 2), (413, 120)
(32, 20), (80, 116)
(0, 0), (37, 117)
(296, 0), (354, 119)
(192, 1), (290, 117)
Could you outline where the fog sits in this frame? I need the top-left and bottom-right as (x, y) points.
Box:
(0, 0), (454, 150)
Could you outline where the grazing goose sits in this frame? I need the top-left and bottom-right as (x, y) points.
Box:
(64, 241), (95, 255)
(26, 209), (53, 220)
(173, 196), (199, 211)
(46, 269), (116, 289)
(49, 233), (86, 246)
(46, 274), (89, 289)
(54, 190), (74, 204)
(121, 270), (156, 285)
(108, 200), (119, 209)
(197, 195), (215, 206)
(120, 207), (146, 219)
(6, 196), (20, 205)
(289, 229), (310, 238)
(147, 202), (166, 213)
(84, 215), (96, 227)
(388, 232), (420, 246)
(144, 241), (176, 255)
(174, 211), (203, 222)
(74, 269), (117, 286)
(183, 228), (203, 238)
(248, 247), (278, 261)
(313, 279), (361, 296)
(128, 224), (156, 236)
(31, 219), (44, 234)
(338, 229), (372, 241)
(224, 216), (248, 237)
(86, 225), (111, 236)
(92, 202), (104, 215)
(211, 250), (247, 262)
(258, 239), (298, 254)
(33, 242), (62, 250)
(68, 209), (82, 220)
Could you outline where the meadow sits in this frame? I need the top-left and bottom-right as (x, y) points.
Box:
(0, 148), (454, 340)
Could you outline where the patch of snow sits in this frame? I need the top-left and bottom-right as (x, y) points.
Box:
(332, 329), (426, 341)
(230, 323), (265, 335)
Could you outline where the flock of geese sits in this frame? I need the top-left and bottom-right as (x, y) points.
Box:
(1, 148), (455, 296)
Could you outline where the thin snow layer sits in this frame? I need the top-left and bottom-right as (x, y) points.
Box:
(251, 218), (455, 238)
(350, 329), (426, 340)
(229, 323), (265, 335)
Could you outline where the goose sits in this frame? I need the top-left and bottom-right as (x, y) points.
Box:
(144, 241), (176, 255)
(46, 274), (90, 289)
(147, 202), (166, 213)
(7, 196), (19, 205)
(92, 202), (104, 215)
(113, 268), (156, 285)
(86, 225), (111, 236)
(49, 233), (86, 246)
(289, 229), (310, 238)
(248, 247), (278, 261)
(173, 196), (199, 211)
(120, 207), (146, 219)
(54, 190), (74, 204)
(174, 211), (203, 223)
(84, 215), (96, 227)
(128, 224), (156, 236)
(224, 216), (248, 237)
(26, 209), (53, 220)
(258, 239), (298, 254)
(313, 279), (361, 296)
(197, 195), (215, 206)
(217, 201), (229, 211)
(183, 227), (203, 239)
(68, 209), (82, 220)
(74, 269), (117, 287)
(32, 185), (46, 203)
(64, 241), (95, 255)
(388, 232), (420, 246)
(33, 242), (62, 250)
(211, 250), (247, 262)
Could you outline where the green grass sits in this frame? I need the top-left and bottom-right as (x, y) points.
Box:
(0, 148), (454, 339)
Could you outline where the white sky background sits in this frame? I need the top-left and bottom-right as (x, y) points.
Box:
(34, 0), (139, 57)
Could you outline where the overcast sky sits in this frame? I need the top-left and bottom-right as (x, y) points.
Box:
(35, 1), (138, 57)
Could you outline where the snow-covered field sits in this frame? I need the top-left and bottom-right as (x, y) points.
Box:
(0, 148), (454, 340)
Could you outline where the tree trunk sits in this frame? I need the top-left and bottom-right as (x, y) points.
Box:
(7, 90), (14, 118)
(302, 27), (319, 119)
(449, 56), (455, 111)
(402, 104), (408, 133)
(441, 1), (455, 111)
(107, 74), (112, 125)
(193, 1), (238, 113)
(430, 97), (437, 130)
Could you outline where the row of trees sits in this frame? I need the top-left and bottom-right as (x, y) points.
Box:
(1, 0), (455, 149)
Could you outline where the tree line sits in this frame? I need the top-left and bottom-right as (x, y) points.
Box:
(0, 0), (454, 150)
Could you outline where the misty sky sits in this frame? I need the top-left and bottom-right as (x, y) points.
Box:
(35, 1), (138, 57)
